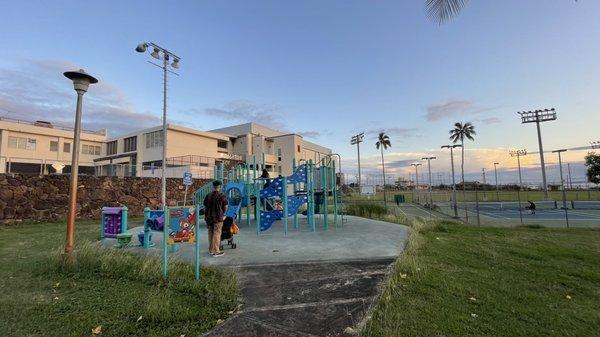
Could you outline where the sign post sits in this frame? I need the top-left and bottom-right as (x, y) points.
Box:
(183, 172), (193, 206)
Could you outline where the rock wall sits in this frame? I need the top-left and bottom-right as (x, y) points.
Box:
(0, 174), (211, 223)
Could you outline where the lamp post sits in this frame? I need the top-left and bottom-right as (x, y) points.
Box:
(350, 132), (364, 191)
(442, 144), (461, 217)
(509, 149), (527, 225)
(411, 163), (422, 204)
(493, 162), (500, 201)
(518, 108), (557, 199)
(552, 149), (569, 228)
(481, 168), (487, 201)
(135, 42), (181, 212)
(63, 69), (98, 263)
(422, 156), (436, 208)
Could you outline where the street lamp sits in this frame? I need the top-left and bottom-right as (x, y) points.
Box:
(493, 162), (500, 201)
(411, 163), (422, 204)
(135, 42), (181, 211)
(517, 108), (557, 199)
(350, 132), (364, 190)
(591, 141), (600, 150)
(63, 69), (98, 264)
(552, 149), (569, 228)
(422, 156), (436, 208)
(441, 144), (461, 217)
(509, 149), (527, 225)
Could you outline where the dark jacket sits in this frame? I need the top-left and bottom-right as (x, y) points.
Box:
(203, 191), (228, 226)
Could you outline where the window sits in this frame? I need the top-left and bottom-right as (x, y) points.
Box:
(106, 141), (117, 155)
(145, 130), (163, 148)
(123, 136), (137, 152)
(81, 144), (101, 155)
(8, 136), (36, 150)
(49, 141), (59, 152)
(297, 145), (301, 153)
(277, 148), (282, 161)
(63, 142), (71, 153)
(217, 140), (228, 149)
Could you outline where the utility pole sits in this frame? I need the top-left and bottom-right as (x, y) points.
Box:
(518, 108), (557, 199)
(442, 144), (462, 217)
(567, 163), (573, 190)
(350, 132), (364, 191)
(482, 168), (487, 201)
(493, 162), (500, 201)
(422, 156), (436, 208)
(552, 149), (569, 228)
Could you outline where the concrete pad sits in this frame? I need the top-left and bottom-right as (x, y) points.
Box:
(120, 215), (408, 267)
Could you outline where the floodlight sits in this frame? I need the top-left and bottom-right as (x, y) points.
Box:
(135, 43), (148, 53)
(151, 47), (161, 59)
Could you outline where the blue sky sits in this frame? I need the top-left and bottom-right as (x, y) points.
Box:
(1, 0), (598, 183)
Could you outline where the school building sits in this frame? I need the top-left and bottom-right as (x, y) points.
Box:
(0, 117), (332, 178)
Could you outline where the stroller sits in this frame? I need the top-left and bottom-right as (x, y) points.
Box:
(220, 216), (238, 250)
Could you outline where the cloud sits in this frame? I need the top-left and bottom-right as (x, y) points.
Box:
(202, 100), (287, 130)
(0, 58), (160, 136)
(425, 99), (497, 122)
(366, 127), (420, 138)
(477, 117), (501, 125)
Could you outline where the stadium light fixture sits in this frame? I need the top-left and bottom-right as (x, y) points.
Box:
(552, 149), (569, 228)
(517, 108), (557, 199)
(135, 42), (181, 278)
(350, 132), (364, 188)
(441, 144), (461, 217)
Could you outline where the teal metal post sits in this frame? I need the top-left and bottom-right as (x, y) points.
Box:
(283, 176), (288, 235)
(255, 180), (261, 235)
(308, 160), (315, 231)
(121, 206), (128, 234)
(100, 208), (105, 240)
(321, 160), (328, 230)
(143, 207), (151, 248)
(332, 160), (338, 226)
(292, 159), (298, 229)
(246, 163), (251, 226)
(194, 204), (201, 280)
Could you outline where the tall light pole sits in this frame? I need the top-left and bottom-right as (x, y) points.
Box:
(509, 149), (527, 225)
(411, 163), (422, 204)
(493, 162), (500, 201)
(552, 149), (569, 228)
(63, 69), (98, 263)
(442, 144), (461, 217)
(567, 163), (573, 190)
(350, 132), (364, 191)
(422, 156), (436, 207)
(518, 108), (557, 199)
(135, 42), (181, 212)
(481, 168), (487, 201)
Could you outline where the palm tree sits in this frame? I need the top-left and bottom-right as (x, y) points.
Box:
(376, 132), (392, 208)
(449, 122), (476, 189)
(426, 0), (469, 24)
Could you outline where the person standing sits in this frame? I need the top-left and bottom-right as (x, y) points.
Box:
(203, 180), (228, 256)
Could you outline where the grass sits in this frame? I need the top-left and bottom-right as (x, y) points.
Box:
(360, 216), (600, 336)
(0, 220), (239, 337)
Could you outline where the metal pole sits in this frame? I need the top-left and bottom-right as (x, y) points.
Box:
(517, 155), (524, 225)
(357, 140), (362, 190)
(64, 91), (84, 262)
(535, 115), (549, 199)
(554, 150), (569, 228)
(161, 56), (168, 210)
(494, 162), (499, 201)
(567, 163), (573, 190)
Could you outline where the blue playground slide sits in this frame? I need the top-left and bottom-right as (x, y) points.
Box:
(259, 165), (308, 231)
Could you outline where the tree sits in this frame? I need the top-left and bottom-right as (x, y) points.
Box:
(426, 0), (469, 24)
(376, 132), (392, 207)
(449, 122), (476, 189)
(585, 152), (600, 185)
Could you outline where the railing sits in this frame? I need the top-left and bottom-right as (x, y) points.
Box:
(0, 116), (106, 135)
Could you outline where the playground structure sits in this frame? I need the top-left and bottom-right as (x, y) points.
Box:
(100, 206), (128, 239)
(193, 154), (343, 236)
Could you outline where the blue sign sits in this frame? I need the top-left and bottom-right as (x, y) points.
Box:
(183, 172), (193, 186)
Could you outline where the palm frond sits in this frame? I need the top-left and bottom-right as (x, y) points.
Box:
(426, 0), (469, 25)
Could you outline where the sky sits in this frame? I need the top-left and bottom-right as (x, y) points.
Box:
(1, 0), (599, 185)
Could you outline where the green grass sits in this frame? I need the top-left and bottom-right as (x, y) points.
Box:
(361, 217), (600, 336)
(0, 220), (239, 337)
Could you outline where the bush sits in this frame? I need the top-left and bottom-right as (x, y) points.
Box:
(345, 202), (388, 218)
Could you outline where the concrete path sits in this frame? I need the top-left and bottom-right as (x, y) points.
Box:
(111, 215), (408, 336)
